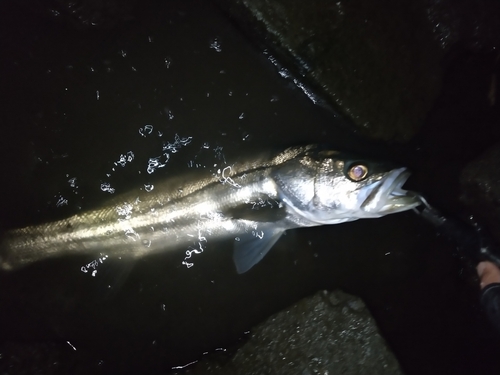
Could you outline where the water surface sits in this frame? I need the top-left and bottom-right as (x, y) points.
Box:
(0, 1), (498, 374)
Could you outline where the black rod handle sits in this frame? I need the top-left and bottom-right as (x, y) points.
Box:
(413, 196), (500, 266)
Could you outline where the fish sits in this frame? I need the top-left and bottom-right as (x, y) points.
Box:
(0, 145), (421, 273)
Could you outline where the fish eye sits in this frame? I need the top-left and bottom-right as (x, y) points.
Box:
(347, 164), (368, 181)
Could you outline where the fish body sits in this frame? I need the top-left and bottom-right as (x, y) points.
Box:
(0, 145), (420, 273)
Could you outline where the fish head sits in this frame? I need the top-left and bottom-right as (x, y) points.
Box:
(272, 147), (421, 225)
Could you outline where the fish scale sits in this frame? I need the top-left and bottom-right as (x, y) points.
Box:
(0, 145), (420, 273)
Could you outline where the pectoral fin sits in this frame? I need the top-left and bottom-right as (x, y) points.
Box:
(233, 226), (285, 274)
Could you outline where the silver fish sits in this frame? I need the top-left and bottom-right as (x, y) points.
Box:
(0, 145), (421, 273)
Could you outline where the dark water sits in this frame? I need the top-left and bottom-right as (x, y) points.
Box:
(0, 0), (499, 374)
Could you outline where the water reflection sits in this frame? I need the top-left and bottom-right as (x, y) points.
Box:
(0, 0), (433, 373)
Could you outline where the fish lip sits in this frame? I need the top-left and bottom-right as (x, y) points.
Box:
(382, 168), (421, 212)
(362, 168), (421, 213)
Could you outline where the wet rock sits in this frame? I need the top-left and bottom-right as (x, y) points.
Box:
(213, 0), (500, 141)
(188, 290), (403, 375)
(460, 142), (500, 240)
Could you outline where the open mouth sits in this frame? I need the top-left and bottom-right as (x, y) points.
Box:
(362, 168), (422, 213)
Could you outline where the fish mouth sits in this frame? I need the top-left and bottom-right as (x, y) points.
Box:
(361, 168), (421, 214)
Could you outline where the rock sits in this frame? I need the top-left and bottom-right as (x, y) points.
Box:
(460, 142), (500, 240)
(187, 290), (403, 375)
(213, 0), (500, 141)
